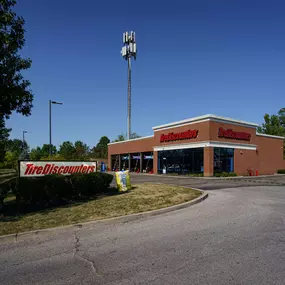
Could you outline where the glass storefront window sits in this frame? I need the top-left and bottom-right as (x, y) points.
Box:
(111, 155), (119, 171)
(130, 153), (140, 172)
(158, 148), (204, 175)
(121, 154), (129, 170)
(142, 152), (153, 173)
(214, 148), (234, 173)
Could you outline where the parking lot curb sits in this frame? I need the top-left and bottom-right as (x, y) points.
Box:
(0, 190), (208, 244)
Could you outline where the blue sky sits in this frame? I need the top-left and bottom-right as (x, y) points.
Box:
(7, 0), (285, 149)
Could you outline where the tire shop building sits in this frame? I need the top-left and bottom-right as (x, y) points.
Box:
(108, 114), (285, 176)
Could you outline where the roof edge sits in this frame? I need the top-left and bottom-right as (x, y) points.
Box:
(108, 135), (154, 146)
(256, 133), (285, 140)
(152, 114), (258, 131)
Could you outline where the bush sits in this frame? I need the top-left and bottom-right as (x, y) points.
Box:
(0, 179), (16, 210)
(214, 172), (237, 177)
(188, 173), (204, 177)
(277, 169), (285, 174)
(70, 172), (113, 196)
(99, 172), (114, 188)
(44, 175), (74, 201)
(14, 177), (48, 206)
(228, 172), (237, 177)
(14, 172), (114, 207)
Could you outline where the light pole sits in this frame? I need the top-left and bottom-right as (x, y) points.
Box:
(21, 130), (28, 159)
(121, 31), (137, 140)
(49, 100), (63, 160)
(22, 130), (28, 146)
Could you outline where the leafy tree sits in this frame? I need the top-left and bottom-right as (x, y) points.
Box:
(29, 144), (57, 160)
(3, 150), (17, 168)
(59, 141), (76, 160)
(0, 117), (10, 161)
(258, 108), (285, 158)
(74, 140), (89, 159)
(91, 136), (110, 158)
(6, 138), (28, 158)
(30, 146), (42, 160)
(0, 0), (33, 120)
(41, 144), (57, 158)
(113, 133), (141, 142)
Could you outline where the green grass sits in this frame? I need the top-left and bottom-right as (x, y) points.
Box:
(0, 184), (201, 236)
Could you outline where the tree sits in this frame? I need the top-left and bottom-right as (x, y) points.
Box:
(3, 150), (17, 168)
(30, 147), (42, 160)
(29, 144), (57, 160)
(41, 144), (57, 158)
(6, 138), (28, 157)
(113, 133), (141, 142)
(59, 141), (75, 160)
(0, 117), (10, 162)
(74, 140), (89, 159)
(91, 136), (110, 159)
(0, 0), (34, 120)
(258, 108), (285, 158)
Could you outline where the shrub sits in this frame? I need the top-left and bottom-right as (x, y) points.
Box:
(228, 172), (237, 177)
(0, 179), (16, 210)
(214, 172), (237, 177)
(70, 172), (113, 196)
(277, 169), (285, 174)
(14, 173), (114, 207)
(188, 173), (204, 177)
(99, 172), (114, 188)
(70, 173), (103, 196)
(44, 175), (74, 201)
(14, 177), (48, 205)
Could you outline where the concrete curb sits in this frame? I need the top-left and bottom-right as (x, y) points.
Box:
(0, 191), (208, 244)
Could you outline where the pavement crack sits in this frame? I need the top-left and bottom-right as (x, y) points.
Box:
(72, 230), (101, 276)
(72, 230), (80, 258)
(77, 254), (99, 274)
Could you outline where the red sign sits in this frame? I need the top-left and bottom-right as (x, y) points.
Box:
(160, 130), (198, 143)
(218, 127), (251, 141)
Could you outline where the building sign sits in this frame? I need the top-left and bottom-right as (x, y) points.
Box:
(218, 127), (251, 141)
(19, 161), (97, 177)
(160, 130), (198, 143)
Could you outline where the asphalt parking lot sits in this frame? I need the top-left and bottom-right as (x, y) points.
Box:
(128, 173), (285, 190)
(1, 173), (285, 284)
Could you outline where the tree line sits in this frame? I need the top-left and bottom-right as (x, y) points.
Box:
(0, 133), (143, 169)
(0, 136), (111, 168)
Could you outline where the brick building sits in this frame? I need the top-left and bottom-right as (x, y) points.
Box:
(108, 114), (285, 176)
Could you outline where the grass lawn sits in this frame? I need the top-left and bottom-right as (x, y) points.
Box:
(0, 183), (201, 236)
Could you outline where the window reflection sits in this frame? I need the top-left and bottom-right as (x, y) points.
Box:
(158, 148), (204, 174)
(214, 148), (234, 173)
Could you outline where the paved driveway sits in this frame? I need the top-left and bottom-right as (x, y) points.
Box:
(1, 176), (285, 284)
(128, 173), (285, 190)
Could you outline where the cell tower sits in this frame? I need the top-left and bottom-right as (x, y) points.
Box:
(121, 31), (137, 140)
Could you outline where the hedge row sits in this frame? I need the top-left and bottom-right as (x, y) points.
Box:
(277, 169), (285, 174)
(13, 172), (114, 207)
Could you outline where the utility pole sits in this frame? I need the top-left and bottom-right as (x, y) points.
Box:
(49, 100), (63, 160)
(121, 31), (137, 140)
